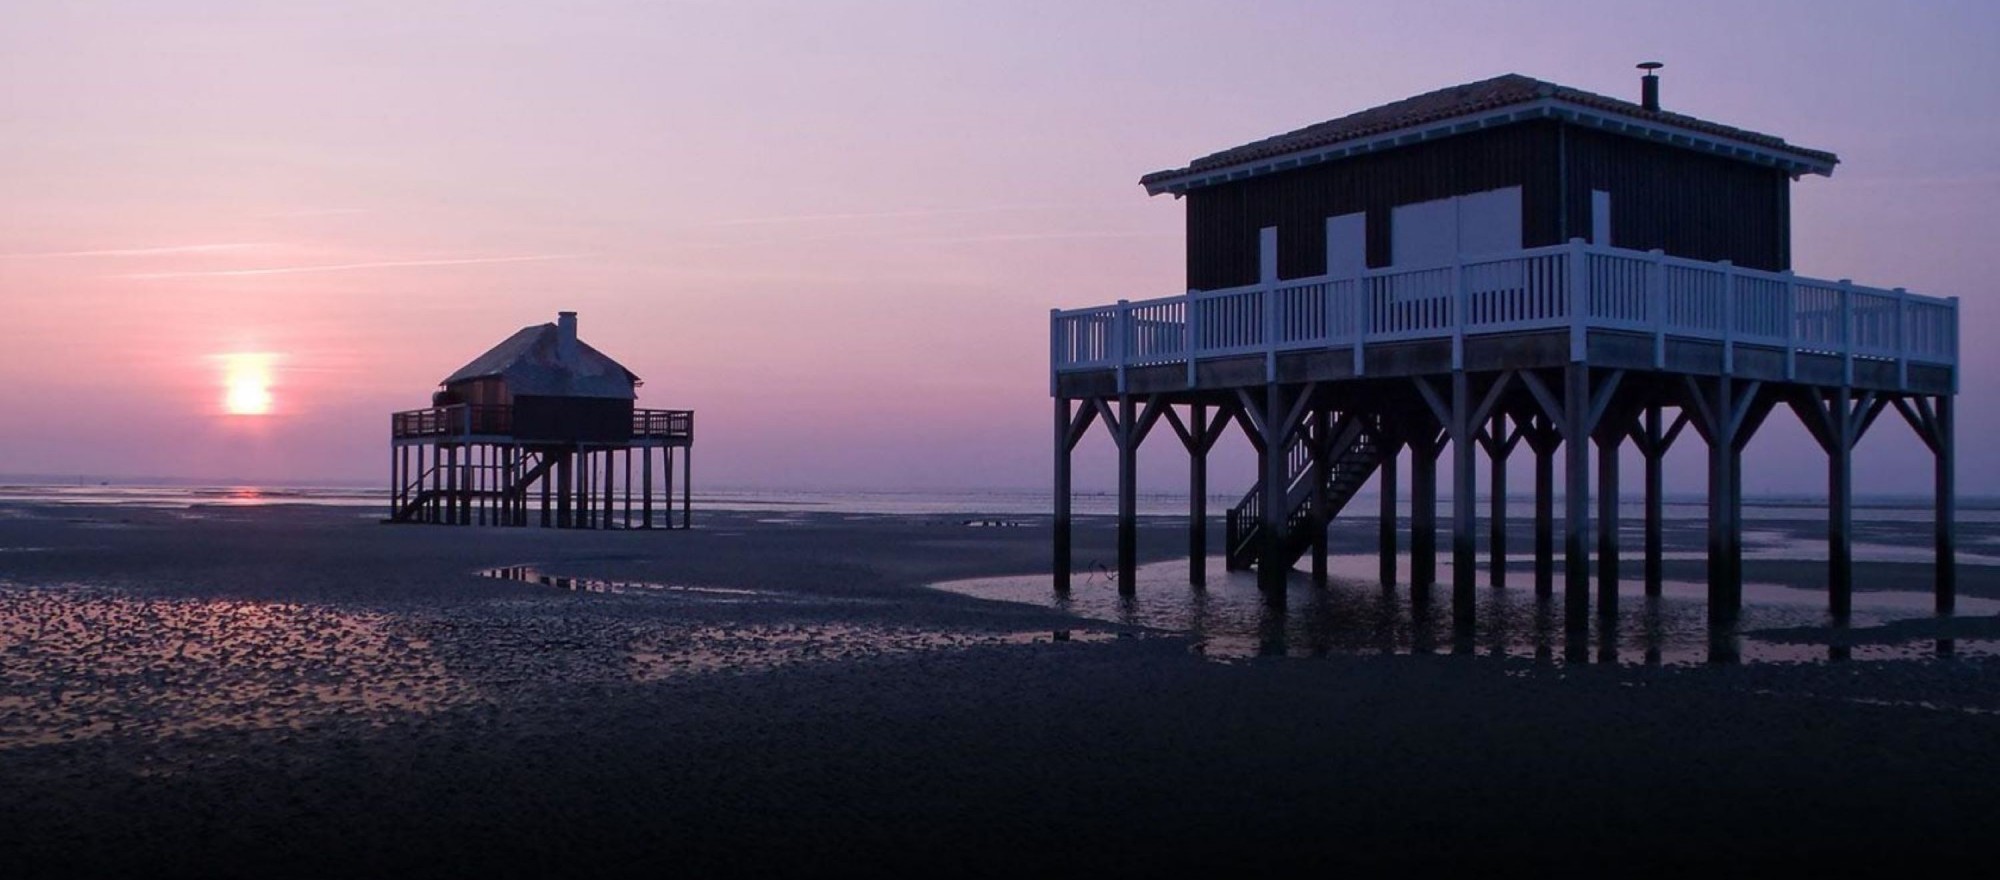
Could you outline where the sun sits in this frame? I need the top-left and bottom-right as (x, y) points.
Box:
(219, 353), (277, 416)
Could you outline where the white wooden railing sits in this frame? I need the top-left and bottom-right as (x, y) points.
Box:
(1050, 239), (1957, 389)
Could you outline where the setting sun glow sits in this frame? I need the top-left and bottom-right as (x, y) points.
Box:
(219, 353), (277, 416)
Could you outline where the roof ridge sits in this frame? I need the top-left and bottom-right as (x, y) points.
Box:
(1143, 73), (1836, 191)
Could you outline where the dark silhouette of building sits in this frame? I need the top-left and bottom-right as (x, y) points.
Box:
(391, 311), (693, 528)
(1051, 68), (1957, 640)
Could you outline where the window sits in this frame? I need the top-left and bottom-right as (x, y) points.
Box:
(1390, 186), (1524, 267)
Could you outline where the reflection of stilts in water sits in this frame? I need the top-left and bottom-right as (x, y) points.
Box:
(1596, 612), (1621, 665)
(1256, 592), (1287, 657)
(1641, 596), (1666, 666)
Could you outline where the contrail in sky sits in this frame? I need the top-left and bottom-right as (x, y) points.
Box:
(0, 243), (271, 259)
(119, 254), (581, 280)
(703, 203), (1087, 227)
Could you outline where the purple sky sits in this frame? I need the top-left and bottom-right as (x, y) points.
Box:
(1, 0), (1994, 498)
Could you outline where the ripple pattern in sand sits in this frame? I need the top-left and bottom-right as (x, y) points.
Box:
(0, 582), (466, 749)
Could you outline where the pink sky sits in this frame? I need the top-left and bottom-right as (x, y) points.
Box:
(1, 1), (1995, 497)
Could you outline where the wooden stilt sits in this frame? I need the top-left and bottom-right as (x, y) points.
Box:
(1310, 408), (1331, 584)
(643, 445), (654, 529)
(681, 443), (692, 530)
(1450, 373), (1477, 622)
(389, 443), (399, 520)
(1596, 423), (1622, 617)
(603, 448), (616, 530)
(1562, 365), (1593, 632)
(1686, 377), (1763, 624)
(556, 449), (572, 528)
(1895, 394), (1956, 614)
(1378, 437), (1400, 588)
(1482, 413), (1519, 588)
(540, 450), (553, 527)
(1642, 405), (1665, 595)
(1409, 425), (1440, 595)
(1530, 417), (1556, 597)
(1258, 383), (1293, 597)
(1189, 404), (1210, 587)
(1116, 395), (1138, 594)
(1416, 372), (1512, 626)
(1054, 397), (1092, 593)
(1936, 395), (1955, 614)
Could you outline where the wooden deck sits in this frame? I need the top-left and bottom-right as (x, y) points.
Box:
(391, 405), (694, 446)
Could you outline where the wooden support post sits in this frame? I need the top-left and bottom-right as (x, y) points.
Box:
(1828, 387), (1855, 618)
(1485, 414), (1509, 588)
(624, 449), (633, 529)
(1596, 423), (1622, 617)
(1189, 404), (1210, 587)
(1643, 405), (1665, 595)
(1310, 408), (1331, 585)
(1687, 377), (1757, 625)
(540, 450), (553, 528)
(460, 446), (473, 525)
(556, 449), (572, 529)
(603, 448), (616, 530)
(1409, 427), (1440, 595)
(1705, 383), (1733, 624)
(1258, 383), (1294, 597)
(1897, 394), (1958, 614)
(1450, 373), (1478, 626)
(1378, 438), (1400, 587)
(389, 443), (399, 520)
(681, 443), (692, 530)
(1563, 365), (1592, 632)
(643, 445), (654, 529)
(1055, 398), (1077, 592)
(1936, 395), (1955, 614)
(1117, 395), (1138, 594)
(1532, 419), (1556, 597)
(663, 447), (675, 529)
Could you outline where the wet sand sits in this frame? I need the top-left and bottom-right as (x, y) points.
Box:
(2, 501), (1998, 875)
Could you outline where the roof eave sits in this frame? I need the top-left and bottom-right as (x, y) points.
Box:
(1140, 97), (1837, 196)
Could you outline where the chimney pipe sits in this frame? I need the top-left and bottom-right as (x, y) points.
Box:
(1638, 61), (1663, 112)
(557, 311), (578, 364)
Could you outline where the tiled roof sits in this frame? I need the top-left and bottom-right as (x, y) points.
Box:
(1140, 74), (1838, 191)
(441, 323), (639, 399)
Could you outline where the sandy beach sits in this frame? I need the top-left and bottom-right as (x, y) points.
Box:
(3, 498), (1998, 875)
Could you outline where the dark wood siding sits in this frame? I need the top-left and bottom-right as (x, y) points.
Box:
(1179, 119), (1798, 288)
(1561, 126), (1792, 271)
(513, 396), (634, 443)
(1183, 122), (1564, 290)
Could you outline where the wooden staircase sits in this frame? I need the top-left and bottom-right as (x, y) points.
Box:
(1224, 414), (1387, 571)
(391, 447), (566, 523)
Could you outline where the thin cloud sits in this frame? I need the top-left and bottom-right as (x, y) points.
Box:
(907, 230), (1174, 245)
(702, 203), (1086, 227)
(119, 254), (582, 280)
(0, 243), (273, 260)
(260, 208), (372, 218)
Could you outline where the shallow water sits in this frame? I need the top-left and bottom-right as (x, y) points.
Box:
(478, 565), (764, 598)
(932, 554), (2000, 666)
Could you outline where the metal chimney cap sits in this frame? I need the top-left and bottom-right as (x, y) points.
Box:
(1637, 61), (1664, 72)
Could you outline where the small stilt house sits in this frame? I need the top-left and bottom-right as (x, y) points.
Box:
(391, 311), (693, 529)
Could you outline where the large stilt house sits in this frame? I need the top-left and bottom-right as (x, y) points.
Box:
(391, 311), (694, 529)
(1050, 69), (1958, 634)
